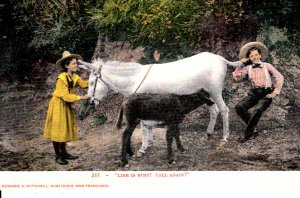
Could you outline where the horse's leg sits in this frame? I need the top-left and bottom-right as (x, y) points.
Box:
(138, 121), (151, 156)
(166, 124), (176, 164)
(148, 125), (154, 146)
(205, 104), (219, 139)
(211, 92), (229, 142)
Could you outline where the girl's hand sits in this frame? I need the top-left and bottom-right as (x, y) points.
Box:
(80, 94), (90, 100)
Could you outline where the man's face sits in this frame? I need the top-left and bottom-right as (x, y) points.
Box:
(248, 50), (261, 64)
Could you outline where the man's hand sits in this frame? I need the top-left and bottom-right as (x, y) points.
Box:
(241, 58), (252, 66)
(241, 58), (249, 63)
(266, 92), (277, 99)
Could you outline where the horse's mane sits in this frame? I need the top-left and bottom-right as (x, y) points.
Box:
(105, 61), (142, 67)
(92, 58), (143, 69)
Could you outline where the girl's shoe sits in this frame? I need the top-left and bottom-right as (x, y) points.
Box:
(63, 153), (78, 160)
(55, 155), (68, 165)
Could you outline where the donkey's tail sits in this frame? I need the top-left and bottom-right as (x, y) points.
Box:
(223, 59), (243, 67)
(116, 107), (124, 130)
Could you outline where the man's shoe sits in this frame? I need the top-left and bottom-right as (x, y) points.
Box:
(63, 153), (78, 160)
(55, 156), (68, 165)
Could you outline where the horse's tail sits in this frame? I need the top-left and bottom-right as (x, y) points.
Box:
(223, 58), (243, 67)
(116, 107), (124, 130)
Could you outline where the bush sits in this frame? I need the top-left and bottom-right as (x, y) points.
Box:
(88, 0), (245, 63)
(257, 25), (300, 62)
(1, 0), (102, 83)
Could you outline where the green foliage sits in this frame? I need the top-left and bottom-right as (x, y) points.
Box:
(78, 101), (107, 125)
(14, 0), (102, 61)
(4, 0), (300, 83)
(0, 0), (103, 82)
(257, 26), (300, 61)
(88, 0), (243, 63)
(0, 0), (37, 83)
(88, 0), (243, 47)
(79, 100), (95, 120)
(94, 113), (107, 125)
(252, 0), (300, 33)
(252, 0), (300, 61)
(222, 85), (236, 105)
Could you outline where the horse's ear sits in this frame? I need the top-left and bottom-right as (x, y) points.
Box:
(78, 64), (89, 70)
(78, 60), (95, 71)
(93, 58), (104, 66)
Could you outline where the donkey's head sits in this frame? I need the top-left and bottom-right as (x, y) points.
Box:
(78, 59), (110, 105)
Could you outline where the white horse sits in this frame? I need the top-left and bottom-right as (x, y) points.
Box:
(78, 52), (242, 149)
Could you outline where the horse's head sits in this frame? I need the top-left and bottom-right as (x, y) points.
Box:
(78, 59), (110, 105)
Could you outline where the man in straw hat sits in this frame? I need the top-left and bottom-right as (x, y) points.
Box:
(44, 51), (90, 165)
(233, 42), (284, 143)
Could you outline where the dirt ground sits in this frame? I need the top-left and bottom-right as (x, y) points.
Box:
(0, 84), (300, 171)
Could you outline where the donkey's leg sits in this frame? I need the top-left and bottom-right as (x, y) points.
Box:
(126, 122), (139, 157)
(166, 124), (176, 164)
(174, 125), (185, 152)
(211, 92), (229, 142)
(121, 126), (131, 166)
(121, 123), (138, 166)
(205, 104), (219, 139)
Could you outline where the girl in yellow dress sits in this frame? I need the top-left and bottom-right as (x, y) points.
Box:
(44, 51), (90, 165)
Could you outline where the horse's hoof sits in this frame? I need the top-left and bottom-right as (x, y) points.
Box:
(131, 154), (137, 158)
(136, 151), (144, 157)
(204, 133), (213, 140)
(218, 139), (227, 147)
(148, 142), (153, 148)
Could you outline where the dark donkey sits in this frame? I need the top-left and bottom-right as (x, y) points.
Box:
(116, 89), (214, 167)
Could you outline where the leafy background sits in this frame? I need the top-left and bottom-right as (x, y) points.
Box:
(1, 0), (300, 83)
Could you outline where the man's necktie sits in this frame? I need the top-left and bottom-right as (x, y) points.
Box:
(252, 63), (261, 68)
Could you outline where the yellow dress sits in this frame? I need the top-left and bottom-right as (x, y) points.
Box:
(44, 72), (88, 142)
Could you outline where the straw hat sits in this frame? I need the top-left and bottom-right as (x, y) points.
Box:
(56, 51), (83, 66)
(239, 41), (269, 61)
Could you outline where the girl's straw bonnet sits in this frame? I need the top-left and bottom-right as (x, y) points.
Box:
(56, 51), (83, 66)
